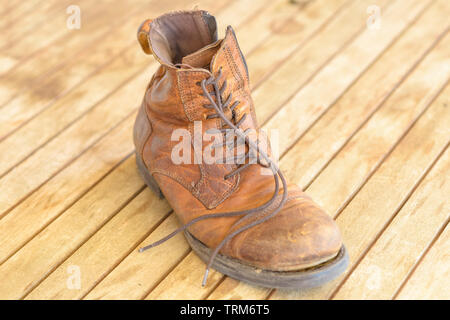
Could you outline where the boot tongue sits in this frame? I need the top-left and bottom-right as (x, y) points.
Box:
(181, 26), (240, 72)
(181, 39), (222, 69)
(148, 10), (218, 66)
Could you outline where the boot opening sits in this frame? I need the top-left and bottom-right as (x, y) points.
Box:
(150, 11), (217, 65)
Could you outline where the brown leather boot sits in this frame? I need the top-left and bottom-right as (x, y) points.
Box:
(133, 10), (348, 288)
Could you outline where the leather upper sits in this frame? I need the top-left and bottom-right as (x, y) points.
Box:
(134, 10), (343, 271)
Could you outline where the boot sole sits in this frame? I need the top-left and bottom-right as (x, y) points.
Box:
(136, 152), (349, 289)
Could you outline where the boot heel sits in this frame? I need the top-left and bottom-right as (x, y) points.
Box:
(135, 152), (165, 199)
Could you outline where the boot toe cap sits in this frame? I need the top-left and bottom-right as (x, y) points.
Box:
(223, 194), (343, 271)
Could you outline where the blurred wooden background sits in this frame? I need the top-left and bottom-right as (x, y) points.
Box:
(0, 0), (448, 299)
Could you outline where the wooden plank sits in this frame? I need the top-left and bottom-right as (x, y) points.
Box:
(204, 0), (437, 300)
(0, 59), (156, 216)
(0, 47), (153, 174)
(233, 0), (323, 55)
(0, 0), (169, 108)
(0, 0), (68, 74)
(305, 31), (450, 219)
(213, 0), (272, 34)
(145, 252), (224, 300)
(0, 0), (69, 44)
(84, 214), (191, 300)
(0, 156), (145, 299)
(25, 188), (171, 300)
(0, 0), (113, 75)
(0, 115), (136, 265)
(207, 279), (271, 300)
(246, 0), (347, 87)
(0, 0), (43, 31)
(333, 146), (449, 299)
(395, 223), (450, 300)
(271, 82), (450, 300)
(253, 0), (391, 124)
(263, 0), (431, 154)
(0, 0), (25, 17)
(281, 0), (450, 191)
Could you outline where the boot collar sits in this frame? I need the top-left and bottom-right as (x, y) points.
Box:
(138, 11), (247, 78)
(146, 10), (217, 67)
(180, 26), (249, 79)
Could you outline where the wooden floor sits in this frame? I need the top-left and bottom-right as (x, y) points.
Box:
(0, 0), (448, 300)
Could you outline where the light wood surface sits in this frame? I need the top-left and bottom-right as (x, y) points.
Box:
(0, 0), (448, 300)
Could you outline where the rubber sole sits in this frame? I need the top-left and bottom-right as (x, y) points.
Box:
(136, 152), (349, 288)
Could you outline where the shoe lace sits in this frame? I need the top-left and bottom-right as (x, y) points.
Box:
(139, 66), (288, 286)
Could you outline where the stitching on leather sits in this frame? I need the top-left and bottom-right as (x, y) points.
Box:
(177, 71), (192, 121)
(189, 122), (219, 209)
(215, 45), (243, 206)
(178, 70), (207, 121)
(224, 44), (246, 115)
(151, 169), (223, 210)
(185, 72), (197, 120)
(151, 169), (195, 194)
(224, 45), (241, 88)
(209, 172), (240, 209)
(180, 71), (196, 121)
(224, 41), (254, 128)
(192, 122), (222, 209)
(190, 115), (239, 209)
(225, 44), (245, 95)
(176, 63), (243, 209)
(229, 33), (249, 83)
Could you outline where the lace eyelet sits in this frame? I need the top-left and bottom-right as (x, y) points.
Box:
(195, 81), (201, 86)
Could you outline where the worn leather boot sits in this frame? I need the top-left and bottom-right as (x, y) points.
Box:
(133, 10), (348, 288)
